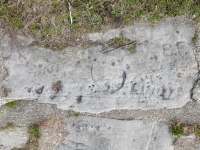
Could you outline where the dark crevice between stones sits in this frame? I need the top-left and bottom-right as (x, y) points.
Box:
(191, 77), (200, 101)
(191, 32), (200, 102)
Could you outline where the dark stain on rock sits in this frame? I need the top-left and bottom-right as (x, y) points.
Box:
(28, 88), (32, 93)
(112, 62), (115, 66)
(50, 95), (56, 100)
(126, 64), (130, 69)
(35, 86), (44, 94)
(75, 61), (80, 67)
(154, 55), (158, 60)
(131, 83), (137, 94)
(160, 87), (166, 100)
(38, 64), (43, 68)
(76, 95), (82, 104)
(111, 71), (126, 94)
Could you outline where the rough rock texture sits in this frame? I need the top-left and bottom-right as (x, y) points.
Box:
(56, 116), (174, 150)
(1, 19), (198, 113)
(174, 134), (200, 150)
(0, 127), (28, 150)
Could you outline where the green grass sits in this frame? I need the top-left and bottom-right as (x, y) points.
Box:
(111, 5), (121, 17)
(68, 112), (80, 118)
(194, 125), (200, 136)
(4, 100), (19, 108)
(111, 37), (132, 46)
(9, 18), (22, 28)
(106, 37), (136, 52)
(135, 10), (144, 20)
(19, 124), (40, 150)
(1, 0), (200, 50)
(172, 123), (184, 136)
(124, 0), (138, 6)
(195, 129), (200, 136)
(148, 13), (162, 23)
(29, 125), (40, 139)
(192, 32), (198, 43)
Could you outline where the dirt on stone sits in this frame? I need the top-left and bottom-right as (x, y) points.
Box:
(38, 115), (68, 150)
(174, 134), (200, 150)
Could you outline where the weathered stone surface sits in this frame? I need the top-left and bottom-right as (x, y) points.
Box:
(56, 116), (174, 150)
(1, 20), (198, 113)
(0, 127), (28, 150)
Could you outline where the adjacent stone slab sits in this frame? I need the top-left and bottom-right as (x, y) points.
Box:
(56, 116), (174, 150)
(0, 127), (28, 150)
(1, 19), (198, 113)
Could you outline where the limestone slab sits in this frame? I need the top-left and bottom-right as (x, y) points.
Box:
(56, 116), (174, 150)
(0, 127), (28, 150)
(1, 20), (198, 113)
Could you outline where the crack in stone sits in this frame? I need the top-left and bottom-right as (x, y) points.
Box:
(191, 77), (200, 101)
(146, 122), (156, 150)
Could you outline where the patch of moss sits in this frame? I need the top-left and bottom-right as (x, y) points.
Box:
(171, 123), (184, 136)
(194, 125), (200, 136)
(74, 113), (80, 117)
(68, 112), (80, 118)
(29, 125), (40, 139)
(4, 100), (19, 108)
(192, 32), (198, 43)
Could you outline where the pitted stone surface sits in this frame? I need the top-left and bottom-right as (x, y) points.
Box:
(56, 116), (174, 150)
(1, 20), (198, 113)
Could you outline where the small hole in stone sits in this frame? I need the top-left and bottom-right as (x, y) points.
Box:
(76, 95), (82, 104)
